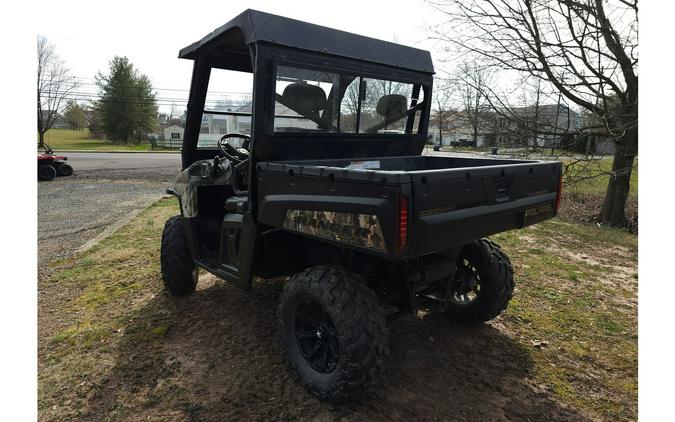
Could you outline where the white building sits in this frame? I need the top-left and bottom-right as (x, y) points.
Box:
(155, 125), (185, 148)
(163, 125), (184, 141)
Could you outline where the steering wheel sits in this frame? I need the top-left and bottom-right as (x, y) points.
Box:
(218, 133), (251, 163)
(217, 133), (252, 193)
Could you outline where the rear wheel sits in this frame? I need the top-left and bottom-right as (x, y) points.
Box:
(38, 165), (56, 181)
(278, 266), (389, 404)
(443, 238), (514, 323)
(57, 163), (73, 176)
(160, 216), (198, 295)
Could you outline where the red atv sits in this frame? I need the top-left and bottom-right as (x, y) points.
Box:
(38, 144), (73, 181)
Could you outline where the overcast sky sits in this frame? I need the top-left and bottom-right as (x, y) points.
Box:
(36, 0), (448, 113)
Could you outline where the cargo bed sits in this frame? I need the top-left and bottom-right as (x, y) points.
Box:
(256, 155), (562, 258)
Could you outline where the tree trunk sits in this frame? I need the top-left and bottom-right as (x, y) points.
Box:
(439, 121), (443, 147)
(38, 130), (45, 148)
(599, 127), (637, 227)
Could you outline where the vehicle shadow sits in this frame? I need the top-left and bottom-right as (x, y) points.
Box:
(81, 277), (591, 421)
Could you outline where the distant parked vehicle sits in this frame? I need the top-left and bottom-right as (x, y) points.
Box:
(38, 143), (73, 181)
(449, 139), (476, 147)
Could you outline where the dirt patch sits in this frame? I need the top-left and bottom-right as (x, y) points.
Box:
(40, 272), (590, 421)
(558, 192), (638, 234)
(71, 275), (588, 422)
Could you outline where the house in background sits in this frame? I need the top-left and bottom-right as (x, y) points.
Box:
(495, 104), (581, 148)
(196, 101), (315, 148)
(164, 125), (184, 141)
(428, 104), (583, 150)
(160, 125), (184, 147)
(197, 103), (252, 148)
(428, 110), (497, 148)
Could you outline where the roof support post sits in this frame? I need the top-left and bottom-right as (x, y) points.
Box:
(182, 57), (211, 169)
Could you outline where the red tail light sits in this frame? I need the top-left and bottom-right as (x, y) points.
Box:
(397, 194), (409, 253)
(555, 171), (563, 212)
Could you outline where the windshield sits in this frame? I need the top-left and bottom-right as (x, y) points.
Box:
(274, 65), (425, 135)
(196, 69), (253, 149)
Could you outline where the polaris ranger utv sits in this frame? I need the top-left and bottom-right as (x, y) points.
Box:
(162, 9), (562, 403)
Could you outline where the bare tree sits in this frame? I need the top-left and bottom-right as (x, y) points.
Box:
(512, 76), (544, 148)
(493, 75), (563, 149)
(454, 62), (495, 146)
(449, 65), (611, 196)
(430, 80), (455, 146)
(429, 0), (638, 227)
(167, 102), (178, 122)
(37, 36), (77, 147)
(340, 79), (361, 131)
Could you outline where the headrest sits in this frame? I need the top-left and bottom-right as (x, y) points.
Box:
(282, 82), (327, 115)
(376, 94), (407, 118)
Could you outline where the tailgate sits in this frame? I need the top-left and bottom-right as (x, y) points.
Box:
(408, 161), (561, 256)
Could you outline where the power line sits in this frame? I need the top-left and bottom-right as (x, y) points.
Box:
(59, 95), (252, 109)
(61, 91), (250, 104)
(62, 96), (250, 105)
(70, 76), (252, 96)
(53, 75), (254, 110)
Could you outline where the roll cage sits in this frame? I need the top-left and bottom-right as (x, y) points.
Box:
(179, 9), (434, 223)
(180, 9), (434, 168)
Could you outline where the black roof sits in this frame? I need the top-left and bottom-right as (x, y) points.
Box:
(179, 9), (434, 74)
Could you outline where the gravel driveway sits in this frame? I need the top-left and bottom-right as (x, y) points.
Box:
(38, 167), (177, 270)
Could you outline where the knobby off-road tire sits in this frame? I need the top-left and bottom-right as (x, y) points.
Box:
(160, 216), (198, 295)
(278, 265), (389, 404)
(444, 238), (514, 324)
(57, 163), (73, 177)
(38, 165), (56, 181)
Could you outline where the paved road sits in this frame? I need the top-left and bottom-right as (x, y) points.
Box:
(38, 156), (178, 271)
(65, 152), (181, 171)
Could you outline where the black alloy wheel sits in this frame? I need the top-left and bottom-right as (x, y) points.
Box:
(294, 299), (340, 373)
(278, 265), (389, 403)
(449, 259), (481, 305)
(442, 238), (514, 323)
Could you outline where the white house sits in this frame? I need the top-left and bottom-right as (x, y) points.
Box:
(157, 125), (185, 147)
(196, 102), (315, 148)
(163, 125), (184, 141)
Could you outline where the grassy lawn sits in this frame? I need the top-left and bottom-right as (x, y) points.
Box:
(40, 129), (176, 152)
(493, 221), (637, 420)
(564, 157), (638, 198)
(38, 197), (637, 421)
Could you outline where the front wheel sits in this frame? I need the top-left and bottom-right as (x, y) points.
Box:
(278, 266), (389, 404)
(443, 238), (514, 323)
(160, 216), (198, 295)
(38, 165), (56, 181)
